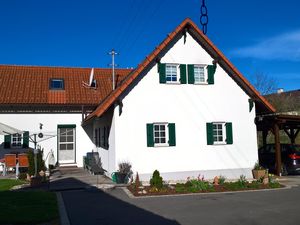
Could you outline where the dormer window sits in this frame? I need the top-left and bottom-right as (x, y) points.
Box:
(50, 78), (64, 90)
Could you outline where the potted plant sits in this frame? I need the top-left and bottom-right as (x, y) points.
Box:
(252, 162), (266, 180)
(112, 161), (133, 184)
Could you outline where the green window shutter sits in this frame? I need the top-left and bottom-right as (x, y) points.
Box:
(206, 123), (214, 145)
(207, 65), (216, 84)
(225, 123), (233, 144)
(168, 123), (176, 146)
(188, 64), (195, 84)
(180, 64), (187, 84)
(159, 63), (166, 84)
(4, 135), (11, 149)
(146, 124), (154, 147)
(248, 99), (254, 112)
(22, 131), (29, 148)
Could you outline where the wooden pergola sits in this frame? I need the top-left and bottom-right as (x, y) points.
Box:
(255, 114), (300, 175)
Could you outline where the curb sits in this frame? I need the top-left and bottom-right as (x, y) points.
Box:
(120, 184), (292, 199)
(56, 192), (71, 225)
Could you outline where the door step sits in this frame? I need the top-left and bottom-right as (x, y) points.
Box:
(59, 163), (78, 168)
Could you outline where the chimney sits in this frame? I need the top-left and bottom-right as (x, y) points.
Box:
(277, 88), (284, 94)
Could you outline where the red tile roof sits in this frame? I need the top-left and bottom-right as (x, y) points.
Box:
(0, 65), (132, 106)
(84, 18), (275, 122)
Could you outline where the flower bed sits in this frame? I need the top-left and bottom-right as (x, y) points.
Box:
(127, 173), (283, 197)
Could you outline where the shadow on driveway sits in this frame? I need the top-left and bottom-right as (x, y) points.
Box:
(62, 188), (181, 225)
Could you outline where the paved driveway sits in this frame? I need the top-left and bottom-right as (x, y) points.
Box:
(62, 176), (300, 225)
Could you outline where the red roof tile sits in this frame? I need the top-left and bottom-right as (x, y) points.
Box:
(0, 65), (133, 106)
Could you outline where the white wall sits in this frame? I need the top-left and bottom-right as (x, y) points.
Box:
(0, 113), (94, 167)
(113, 32), (258, 181)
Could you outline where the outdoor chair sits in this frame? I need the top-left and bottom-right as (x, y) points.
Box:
(83, 152), (106, 175)
(4, 154), (17, 174)
(18, 153), (29, 173)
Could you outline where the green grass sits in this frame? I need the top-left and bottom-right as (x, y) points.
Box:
(0, 179), (26, 191)
(0, 179), (59, 224)
(0, 191), (59, 224)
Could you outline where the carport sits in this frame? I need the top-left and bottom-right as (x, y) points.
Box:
(255, 114), (300, 175)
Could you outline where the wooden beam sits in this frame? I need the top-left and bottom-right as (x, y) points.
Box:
(274, 123), (282, 176)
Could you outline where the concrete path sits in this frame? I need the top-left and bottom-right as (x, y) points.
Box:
(61, 176), (300, 225)
(49, 167), (113, 191)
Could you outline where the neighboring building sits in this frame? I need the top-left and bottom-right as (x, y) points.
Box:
(0, 18), (275, 181)
(82, 18), (274, 181)
(264, 89), (300, 114)
(0, 66), (132, 167)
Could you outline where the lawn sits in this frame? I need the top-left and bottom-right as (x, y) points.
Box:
(0, 179), (59, 224)
(0, 179), (26, 191)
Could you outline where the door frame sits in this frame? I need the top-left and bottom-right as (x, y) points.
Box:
(57, 124), (76, 164)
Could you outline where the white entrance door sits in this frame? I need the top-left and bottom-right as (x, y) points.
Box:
(58, 127), (76, 164)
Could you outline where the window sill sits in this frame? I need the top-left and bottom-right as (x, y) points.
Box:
(165, 82), (181, 85)
(154, 144), (170, 147)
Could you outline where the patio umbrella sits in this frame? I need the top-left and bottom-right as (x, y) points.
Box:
(0, 122), (23, 135)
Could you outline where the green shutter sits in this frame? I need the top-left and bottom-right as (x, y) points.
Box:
(225, 123), (233, 144)
(188, 64), (195, 84)
(168, 123), (176, 146)
(159, 63), (166, 84)
(206, 123), (214, 145)
(146, 124), (154, 147)
(4, 135), (11, 149)
(248, 99), (254, 112)
(22, 131), (29, 148)
(207, 65), (216, 84)
(180, 64), (187, 84)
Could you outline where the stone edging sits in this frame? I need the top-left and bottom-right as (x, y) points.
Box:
(120, 184), (292, 199)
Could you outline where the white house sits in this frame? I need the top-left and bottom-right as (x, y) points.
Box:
(82, 18), (275, 181)
(0, 66), (132, 168)
(0, 18), (275, 181)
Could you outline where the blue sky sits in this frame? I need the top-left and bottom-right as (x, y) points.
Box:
(0, 0), (299, 91)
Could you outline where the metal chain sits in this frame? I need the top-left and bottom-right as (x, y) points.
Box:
(200, 0), (208, 34)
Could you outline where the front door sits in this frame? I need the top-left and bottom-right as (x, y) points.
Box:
(58, 126), (76, 164)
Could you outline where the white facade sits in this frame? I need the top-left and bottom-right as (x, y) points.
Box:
(93, 32), (258, 181)
(0, 113), (94, 168)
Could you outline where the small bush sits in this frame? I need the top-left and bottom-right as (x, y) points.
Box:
(150, 170), (163, 189)
(175, 183), (186, 193)
(134, 172), (141, 191)
(18, 173), (28, 180)
(253, 162), (264, 170)
(237, 175), (247, 188)
(219, 175), (226, 185)
(28, 149), (46, 176)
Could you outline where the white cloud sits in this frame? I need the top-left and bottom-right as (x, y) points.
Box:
(230, 30), (300, 61)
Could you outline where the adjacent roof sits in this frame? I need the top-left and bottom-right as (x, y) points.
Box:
(84, 18), (275, 122)
(0, 65), (132, 106)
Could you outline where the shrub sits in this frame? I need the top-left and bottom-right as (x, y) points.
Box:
(134, 172), (141, 191)
(188, 179), (213, 192)
(219, 175), (226, 185)
(118, 161), (132, 175)
(253, 162), (264, 170)
(175, 183), (186, 193)
(28, 149), (46, 176)
(18, 173), (28, 180)
(150, 170), (163, 189)
(237, 175), (247, 188)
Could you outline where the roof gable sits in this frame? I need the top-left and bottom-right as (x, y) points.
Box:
(85, 18), (275, 122)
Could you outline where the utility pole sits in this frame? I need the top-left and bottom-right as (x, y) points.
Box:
(108, 49), (118, 90)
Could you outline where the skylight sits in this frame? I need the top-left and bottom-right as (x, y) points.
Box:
(50, 78), (64, 90)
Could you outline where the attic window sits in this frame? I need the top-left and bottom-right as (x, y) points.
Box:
(50, 79), (64, 90)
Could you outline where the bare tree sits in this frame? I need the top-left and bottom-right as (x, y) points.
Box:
(251, 72), (278, 95)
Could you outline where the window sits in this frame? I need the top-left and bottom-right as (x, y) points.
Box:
(212, 123), (225, 144)
(154, 123), (168, 146)
(11, 133), (22, 147)
(206, 122), (233, 145)
(146, 123), (176, 147)
(166, 64), (178, 83)
(194, 65), (206, 84)
(50, 78), (64, 90)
